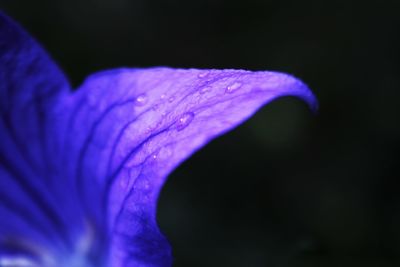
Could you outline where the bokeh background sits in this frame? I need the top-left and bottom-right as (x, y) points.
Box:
(1, 0), (399, 266)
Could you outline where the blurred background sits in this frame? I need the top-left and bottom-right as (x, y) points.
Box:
(1, 0), (399, 266)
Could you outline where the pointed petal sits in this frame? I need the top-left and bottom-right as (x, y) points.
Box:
(70, 67), (317, 266)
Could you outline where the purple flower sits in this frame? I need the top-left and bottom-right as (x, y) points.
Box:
(0, 12), (317, 267)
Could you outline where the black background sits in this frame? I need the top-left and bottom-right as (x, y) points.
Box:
(1, 1), (399, 266)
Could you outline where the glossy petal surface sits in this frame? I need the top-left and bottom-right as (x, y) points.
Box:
(0, 12), (317, 267)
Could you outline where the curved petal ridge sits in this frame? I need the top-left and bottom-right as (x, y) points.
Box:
(0, 10), (317, 267)
(71, 68), (317, 266)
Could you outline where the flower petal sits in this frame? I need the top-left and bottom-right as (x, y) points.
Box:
(70, 68), (317, 266)
(0, 12), (84, 265)
(0, 11), (317, 267)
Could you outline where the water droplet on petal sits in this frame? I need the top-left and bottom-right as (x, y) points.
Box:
(160, 94), (166, 99)
(136, 178), (150, 190)
(143, 180), (150, 190)
(135, 93), (148, 106)
(120, 175), (129, 189)
(199, 86), (211, 94)
(225, 82), (242, 93)
(176, 112), (195, 131)
(198, 72), (209, 78)
(152, 153), (158, 160)
(168, 96), (175, 103)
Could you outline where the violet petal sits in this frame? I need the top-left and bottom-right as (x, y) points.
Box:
(73, 67), (316, 266)
(0, 11), (317, 267)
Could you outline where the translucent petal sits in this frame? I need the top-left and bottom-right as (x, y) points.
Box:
(0, 11), (317, 267)
(71, 67), (316, 266)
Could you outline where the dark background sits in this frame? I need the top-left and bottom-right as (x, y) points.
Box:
(1, 0), (399, 266)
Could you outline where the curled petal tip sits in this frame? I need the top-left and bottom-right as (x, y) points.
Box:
(0, 11), (317, 267)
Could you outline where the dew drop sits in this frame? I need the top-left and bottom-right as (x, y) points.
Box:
(198, 72), (209, 78)
(225, 82), (242, 93)
(176, 112), (195, 131)
(160, 94), (166, 99)
(142, 179), (150, 190)
(168, 96), (175, 103)
(199, 86), (211, 94)
(134, 93), (148, 106)
(120, 175), (129, 189)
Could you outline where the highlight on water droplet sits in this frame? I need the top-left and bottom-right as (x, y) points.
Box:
(199, 86), (211, 94)
(119, 174), (129, 189)
(225, 82), (242, 93)
(160, 94), (166, 99)
(141, 179), (150, 190)
(176, 112), (195, 131)
(168, 96), (175, 103)
(134, 93), (148, 106)
(198, 72), (209, 78)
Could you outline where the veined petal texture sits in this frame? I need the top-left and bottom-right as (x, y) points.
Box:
(0, 11), (317, 267)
